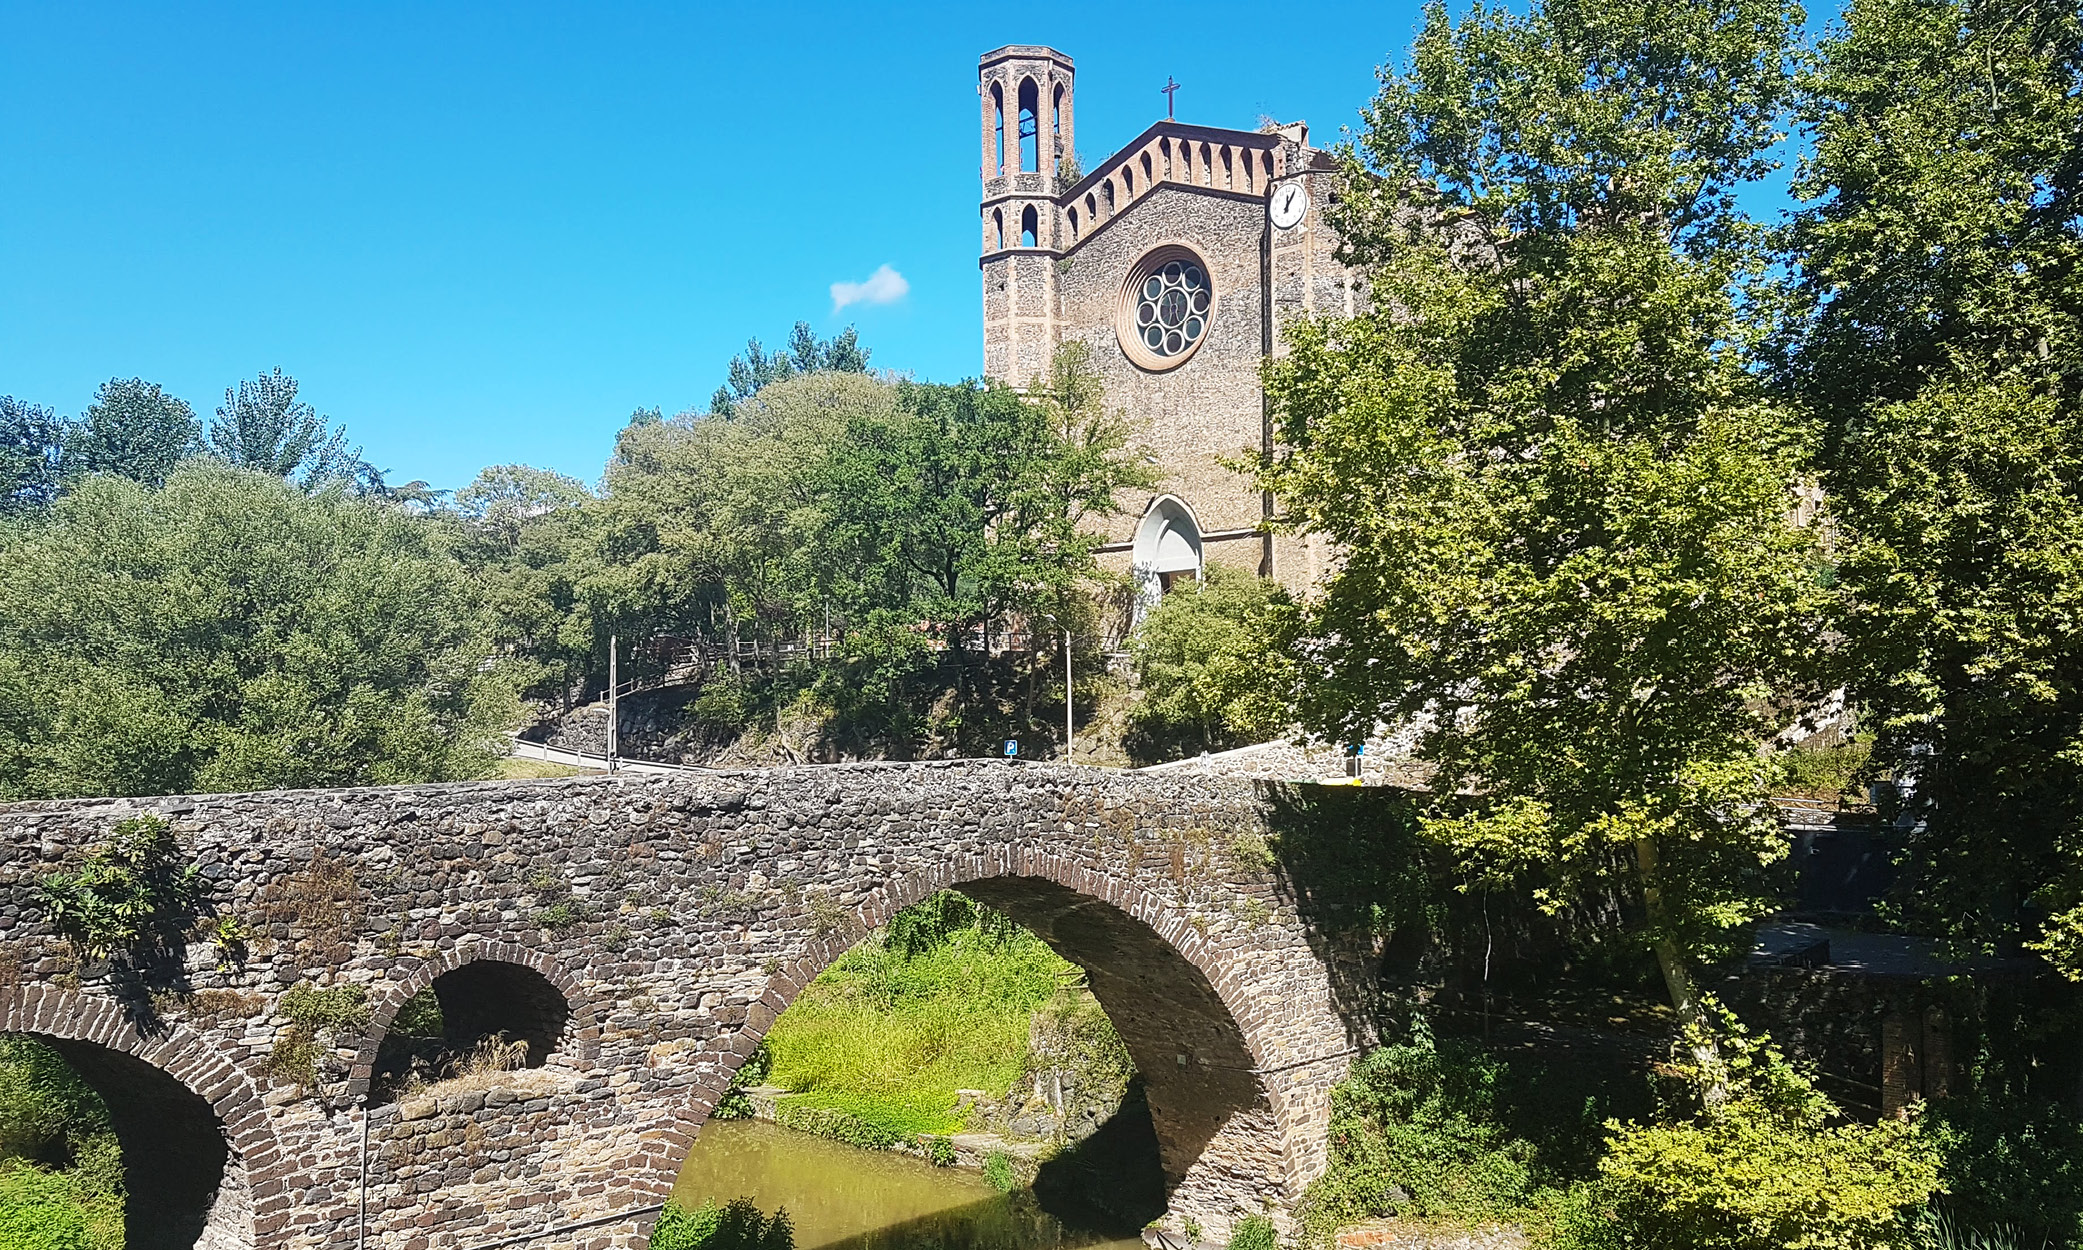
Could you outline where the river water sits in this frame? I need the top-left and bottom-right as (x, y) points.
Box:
(671, 1119), (1149, 1250)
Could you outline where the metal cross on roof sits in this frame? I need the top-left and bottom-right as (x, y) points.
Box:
(1161, 76), (1180, 118)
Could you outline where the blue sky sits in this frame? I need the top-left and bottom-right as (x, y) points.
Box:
(1, 2), (1430, 490)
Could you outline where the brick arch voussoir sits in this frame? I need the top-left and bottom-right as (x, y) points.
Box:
(346, 941), (600, 1096)
(0, 983), (280, 1228)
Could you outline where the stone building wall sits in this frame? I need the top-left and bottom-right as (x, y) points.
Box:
(0, 762), (1375, 1249)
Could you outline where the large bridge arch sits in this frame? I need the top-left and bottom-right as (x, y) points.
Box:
(679, 842), (1356, 1238)
(0, 985), (277, 1250)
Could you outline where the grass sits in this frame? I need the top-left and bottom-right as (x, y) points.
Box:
(492, 756), (593, 779)
(762, 913), (1078, 1140)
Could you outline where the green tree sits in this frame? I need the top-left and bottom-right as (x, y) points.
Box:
(1784, 0), (2083, 970)
(0, 398), (63, 517)
(1262, 0), (1821, 1035)
(0, 461), (520, 799)
(205, 368), (371, 491)
(63, 378), (200, 488)
(709, 322), (870, 418)
(448, 463), (606, 705)
(1126, 566), (1291, 763)
(813, 352), (1147, 707)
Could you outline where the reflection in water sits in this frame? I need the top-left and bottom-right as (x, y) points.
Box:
(672, 1119), (1148, 1250)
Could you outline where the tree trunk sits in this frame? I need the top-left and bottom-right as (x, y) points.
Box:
(1632, 834), (1726, 1104)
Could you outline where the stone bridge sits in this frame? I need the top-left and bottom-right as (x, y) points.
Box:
(0, 761), (1384, 1250)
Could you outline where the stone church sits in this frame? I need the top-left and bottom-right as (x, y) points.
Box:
(977, 44), (1360, 615)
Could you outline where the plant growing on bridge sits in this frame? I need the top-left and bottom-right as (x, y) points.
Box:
(1261, 0), (1824, 1042)
(39, 814), (208, 962)
(267, 981), (369, 1092)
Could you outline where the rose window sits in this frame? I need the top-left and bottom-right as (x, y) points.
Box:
(1118, 247), (1215, 370)
(1134, 260), (1210, 358)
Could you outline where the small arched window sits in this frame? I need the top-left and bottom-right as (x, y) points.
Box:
(1020, 205), (1038, 248)
(1068, 206), (1079, 239)
(1141, 151), (1154, 184)
(1017, 79), (1040, 173)
(1222, 146), (1234, 190)
(1052, 84), (1065, 171)
(1123, 167), (1135, 196)
(1160, 138), (1173, 180)
(991, 83), (1005, 177)
(1086, 192), (1098, 220)
(1200, 143), (1213, 185)
(1103, 181), (1116, 212)
(993, 208), (1005, 251)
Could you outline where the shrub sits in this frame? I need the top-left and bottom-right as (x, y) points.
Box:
(651, 1197), (793, 1250)
(983, 1150), (1016, 1193)
(1298, 1018), (1539, 1238)
(38, 815), (207, 961)
(1562, 1010), (1940, 1250)
(1228, 1215), (1278, 1250)
(1920, 1092), (2083, 1244)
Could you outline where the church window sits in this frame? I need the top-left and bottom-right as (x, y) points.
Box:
(1200, 143), (1213, 185)
(1021, 205), (1038, 248)
(1222, 147), (1234, 189)
(994, 208), (1004, 251)
(992, 84), (1005, 176)
(1086, 192), (1097, 221)
(1123, 167), (1134, 195)
(1261, 150), (1274, 184)
(1243, 148), (1254, 191)
(1103, 181), (1116, 212)
(1161, 138), (1173, 180)
(1017, 79), (1040, 173)
(1141, 151), (1153, 183)
(1052, 84), (1065, 165)
(1118, 246), (1213, 370)
(1068, 206), (1079, 239)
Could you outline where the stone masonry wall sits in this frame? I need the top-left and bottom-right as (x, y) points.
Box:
(0, 762), (1375, 1250)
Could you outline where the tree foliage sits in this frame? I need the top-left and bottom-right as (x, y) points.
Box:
(709, 321), (870, 418)
(64, 378), (200, 488)
(1125, 566), (1292, 763)
(205, 368), (373, 492)
(0, 462), (520, 798)
(1264, 0), (1821, 1028)
(1783, 0), (2083, 972)
(0, 399), (64, 518)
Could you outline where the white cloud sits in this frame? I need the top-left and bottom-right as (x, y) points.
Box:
(830, 264), (909, 313)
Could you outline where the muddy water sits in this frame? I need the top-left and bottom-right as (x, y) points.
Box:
(670, 1119), (1148, 1250)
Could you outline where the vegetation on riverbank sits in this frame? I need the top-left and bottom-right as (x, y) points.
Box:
(0, 1036), (124, 1250)
(747, 892), (1104, 1143)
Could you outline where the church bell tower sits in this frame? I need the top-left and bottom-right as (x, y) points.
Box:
(979, 45), (1073, 383)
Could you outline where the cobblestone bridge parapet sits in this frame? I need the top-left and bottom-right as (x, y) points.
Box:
(0, 761), (1376, 1250)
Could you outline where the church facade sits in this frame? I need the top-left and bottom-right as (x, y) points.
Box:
(977, 44), (1360, 614)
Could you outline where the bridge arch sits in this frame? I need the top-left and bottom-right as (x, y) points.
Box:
(0, 985), (275, 1250)
(348, 942), (600, 1100)
(677, 843), (1341, 1239)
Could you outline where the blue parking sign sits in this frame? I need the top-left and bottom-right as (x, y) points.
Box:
(1004, 740), (1019, 757)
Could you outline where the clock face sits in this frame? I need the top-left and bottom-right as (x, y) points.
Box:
(1270, 181), (1309, 229)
